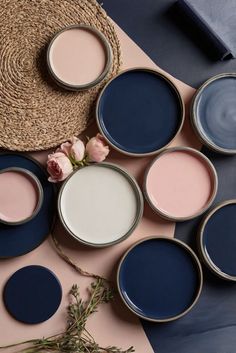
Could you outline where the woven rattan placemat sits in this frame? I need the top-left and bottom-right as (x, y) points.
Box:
(0, 0), (121, 151)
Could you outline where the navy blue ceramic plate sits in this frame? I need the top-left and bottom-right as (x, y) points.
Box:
(3, 265), (62, 324)
(117, 237), (203, 322)
(0, 153), (55, 258)
(96, 68), (184, 156)
(199, 200), (236, 281)
(192, 73), (236, 154)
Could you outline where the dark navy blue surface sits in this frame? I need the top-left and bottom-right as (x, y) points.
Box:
(97, 70), (182, 154)
(194, 76), (236, 151)
(3, 265), (62, 324)
(118, 238), (200, 320)
(100, 0), (236, 88)
(0, 154), (55, 257)
(202, 203), (236, 276)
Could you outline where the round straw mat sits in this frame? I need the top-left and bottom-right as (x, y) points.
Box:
(0, 0), (121, 151)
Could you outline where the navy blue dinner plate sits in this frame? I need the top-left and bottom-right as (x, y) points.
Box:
(199, 200), (236, 281)
(96, 68), (184, 156)
(0, 153), (55, 258)
(3, 265), (62, 324)
(118, 237), (203, 322)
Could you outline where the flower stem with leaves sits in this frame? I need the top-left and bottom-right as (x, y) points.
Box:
(0, 279), (134, 353)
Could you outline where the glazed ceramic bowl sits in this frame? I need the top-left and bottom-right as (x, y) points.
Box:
(143, 147), (218, 221)
(117, 236), (203, 322)
(191, 73), (236, 155)
(0, 167), (43, 226)
(198, 199), (236, 281)
(96, 68), (185, 157)
(58, 163), (143, 247)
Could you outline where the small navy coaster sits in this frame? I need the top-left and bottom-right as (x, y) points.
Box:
(3, 265), (62, 324)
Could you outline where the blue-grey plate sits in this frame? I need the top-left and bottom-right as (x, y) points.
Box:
(199, 200), (236, 281)
(0, 153), (55, 258)
(191, 73), (236, 154)
(117, 237), (203, 322)
(3, 265), (62, 324)
(96, 68), (184, 156)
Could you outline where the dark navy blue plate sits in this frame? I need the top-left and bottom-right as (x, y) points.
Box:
(199, 200), (236, 281)
(96, 68), (184, 156)
(117, 237), (202, 322)
(0, 153), (55, 258)
(3, 265), (62, 324)
(192, 74), (236, 154)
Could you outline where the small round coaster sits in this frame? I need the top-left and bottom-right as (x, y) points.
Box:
(3, 265), (62, 324)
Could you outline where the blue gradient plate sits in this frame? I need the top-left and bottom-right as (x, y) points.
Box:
(0, 153), (55, 258)
(96, 68), (184, 156)
(4, 265), (62, 324)
(192, 74), (236, 154)
(117, 237), (203, 322)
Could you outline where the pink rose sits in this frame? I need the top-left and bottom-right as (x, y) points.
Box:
(47, 152), (73, 183)
(58, 142), (71, 157)
(70, 137), (85, 162)
(86, 133), (109, 162)
(57, 137), (85, 162)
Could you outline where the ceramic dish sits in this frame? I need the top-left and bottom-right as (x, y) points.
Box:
(198, 200), (236, 281)
(0, 153), (55, 258)
(47, 24), (113, 91)
(191, 73), (236, 154)
(96, 68), (184, 156)
(0, 167), (43, 226)
(144, 147), (218, 221)
(117, 237), (203, 322)
(3, 265), (62, 324)
(58, 163), (143, 247)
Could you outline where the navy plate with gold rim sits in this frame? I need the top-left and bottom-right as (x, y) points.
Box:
(96, 68), (184, 156)
(117, 237), (203, 322)
(0, 153), (55, 258)
(3, 265), (62, 324)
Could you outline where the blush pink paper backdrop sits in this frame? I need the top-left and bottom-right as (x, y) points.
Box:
(0, 22), (199, 352)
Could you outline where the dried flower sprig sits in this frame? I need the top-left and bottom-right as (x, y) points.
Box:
(0, 279), (134, 353)
(47, 134), (110, 183)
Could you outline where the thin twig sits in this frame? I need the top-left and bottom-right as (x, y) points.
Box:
(51, 232), (108, 282)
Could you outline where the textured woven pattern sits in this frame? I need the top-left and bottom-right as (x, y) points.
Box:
(0, 0), (121, 151)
